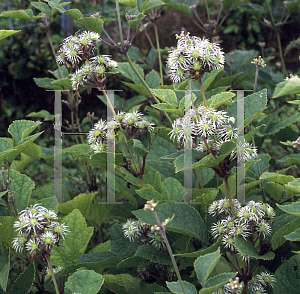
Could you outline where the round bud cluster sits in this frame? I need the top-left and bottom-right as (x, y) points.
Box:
(12, 204), (69, 255)
(167, 31), (225, 83)
(251, 56), (266, 68)
(122, 219), (166, 250)
(284, 73), (299, 81)
(209, 199), (275, 253)
(56, 31), (118, 90)
(87, 111), (155, 153)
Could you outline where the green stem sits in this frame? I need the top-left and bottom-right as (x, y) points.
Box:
(224, 176), (236, 218)
(198, 79), (208, 107)
(101, 89), (140, 174)
(4, 197), (14, 217)
(153, 210), (187, 294)
(125, 52), (173, 127)
(115, 0), (124, 52)
(265, 1), (288, 77)
(154, 23), (163, 85)
(204, 0), (212, 34)
(253, 66), (259, 93)
(45, 254), (60, 294)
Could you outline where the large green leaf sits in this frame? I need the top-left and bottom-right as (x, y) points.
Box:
(194, 248), (221, 286)
(103, 274), (168, 294)
(118, 62), (144, 84)
(152, 89), (178, 108)
(0, 216), (16, 247)
(50, 209), (94, 267)
(58, 192), (96, 219)
(273, 76), (300, 98)
(277, 202), (300, 215)
(0, 9), (34, 20)
(271, 216), (300, 250)
(273, 254), (300, 294)
(200, 272), (237, 294)
(226, 89), (267, 126)
(285, 228), (300, 242)
(166, 281), (197, 294)
(134, 245), (171, 265)
(64, 270), (104, 294)
(8, 120), (42, 147)
(234, 236), (275, 260)
(5, 170), (35, 212)
(0, 30), (21, 40)
(146, 70), (161, 88)
(10, 263), (34, 294)
(110, 224), (141, 258)
(0, 248), (10, 292)
(208, 92), (235, 108)
(153, 103), (182, 115)
(133, 202), (209, 242)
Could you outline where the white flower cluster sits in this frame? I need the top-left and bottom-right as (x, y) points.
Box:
(87, 111), (155, 153)
(213, 272), (275, 294)
(167, 31), (225, 83)
(122, 219), (166, 250)
(12, 204), (69, 254)
(169, 105), (257, 162)
(56, 31), (117, 90)
(209, 199), (275, 252)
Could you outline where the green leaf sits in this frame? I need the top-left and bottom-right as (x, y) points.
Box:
(226, 89), (267, 126)
(51, 78), (72, 89)
(208, 92), (235, 108)
(50, 209), (94, 267)
(104, 274), (168, 294)
(111, 224), (141, 257)
(161, 177), (185, 201)
(143, 165), (162, 192)
(26, 110), (54, 121)
(263, 113), (300, 135)
(124, 95), (147, 111)
(0, 248), (10, 292)
(272, 216), (300, 249)
(123, 82), (149, 97)
(152, 89), (178, 108)
(58, 192), (96, 219)
(128, 12), (146, 29)
(6, 170), (35, 212)
(0, 216), (16, 247)
(64, 270), (104, 294)
(10, 263), (34, 294)
(77, 17), (104, 35)
(33, 77), (62, 90)
(0, 30), (21, 40)
(200, 272), (237, 294)
(8, 120), (42, 146)
(273, 77), (300, 98)
(119, 62), (144, 84)
(135, 245), (171, 265)
(143, 0), (165, 12)
(117, 256), (146, 269)
(201, 70), (222, 92)
(128, 139), (148, 157)
(0, 9), (33, 21)
(89, 240), (111, 253)
(263, 182), (284, 202)
(273, 254), (300, 294)
(146, 70), (161, 88)
(285, 228), (300, 242)
(166, 280), (197, 294)
(279, 154), (300, 165)
(234, 236), (275, 260)
(89, 152), (125, 168)
(194, 248), (221, 286)
(64, 8), (83, 20)
(133, 202), (209, 242)
(153, 103), (182, 115)
(165, 3), (191, 16)
(30, 2), (51, 17)
(44, 0), (66, 13)
(214, 73), (242, 88)
(277, 202), (300, 215)
(120, 0), (137, 7)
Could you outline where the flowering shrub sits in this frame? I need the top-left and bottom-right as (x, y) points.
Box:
(0, 1), (300, 294)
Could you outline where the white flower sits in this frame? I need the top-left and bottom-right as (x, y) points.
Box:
(41, 231), (58, 249)
(230, 141), (257, 162)
(12, 233), (27, 252)
(211, 221), (227, 239)
(26, 239), (39, 254)
(255, 272), (276, 288)
(256, 220), (272, 238)
(50, 222), (70, 240)
(148, 231), (166, 250)
(222, 234), (235, 250)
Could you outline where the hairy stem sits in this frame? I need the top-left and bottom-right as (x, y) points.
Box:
(224, 176), (236, 218)
(153, 210), (187, 294)
(45, 254), (60, 294)
(154, 23), (163, 85)
(198, 79), (208, 107)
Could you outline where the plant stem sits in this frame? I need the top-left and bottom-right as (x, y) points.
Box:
(153, 23), (163, 85)
(101, 89), (140, 175)
(204, 0), (212, 34)
(198, 79), (208, 107)
(153, 210), (187, 294)
(265, 1), (288, 77)
(224, 176), (236, 218)
(45, 255), (60, 294)
(253, 66), (259, 93)
(125, 52), (173, 127)
(115, 0), (124, 52)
